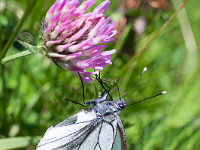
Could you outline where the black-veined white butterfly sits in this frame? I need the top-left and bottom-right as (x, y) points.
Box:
(36, 67), (166, 150)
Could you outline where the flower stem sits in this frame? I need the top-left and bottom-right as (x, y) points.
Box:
(115, 0), (189, 78)
(1, 50), (34, 64)
(0, 0), (38, 62)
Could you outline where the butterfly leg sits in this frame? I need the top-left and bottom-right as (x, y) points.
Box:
(95, 71), (113, 100)
(78, 72), (87, 104)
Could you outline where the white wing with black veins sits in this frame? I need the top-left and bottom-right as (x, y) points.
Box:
(71, 118), (118, 150)
(36, 108), (99, 150)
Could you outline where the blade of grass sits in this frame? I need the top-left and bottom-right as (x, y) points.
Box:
(166, 119), (200, 150)
(114, 0), (189, 79)
(112, 22), (133, 59)
(172, 0), (198, 84)
(0, 0), (39, 61)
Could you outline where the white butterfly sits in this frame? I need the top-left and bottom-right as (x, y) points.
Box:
(36, 93), (127, 150)
(36, 67), (165, 150)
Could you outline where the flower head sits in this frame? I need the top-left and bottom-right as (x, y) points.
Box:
(42, 0), (117, 82)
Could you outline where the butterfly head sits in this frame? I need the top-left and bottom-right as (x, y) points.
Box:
(116, 99), (126, 110)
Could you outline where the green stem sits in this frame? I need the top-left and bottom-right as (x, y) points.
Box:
(1, 50), (34, 64)
(114, 0), (189, 78)
(102, 22), (133, 77)
(0, 0), (38, 61)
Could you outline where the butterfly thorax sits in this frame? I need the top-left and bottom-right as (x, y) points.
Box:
(87, 94), (126, 118)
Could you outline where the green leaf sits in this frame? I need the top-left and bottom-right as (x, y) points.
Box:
(1, 41), (43, 64)
(17, 40), (39, 53)
(0, 136), (41, 150)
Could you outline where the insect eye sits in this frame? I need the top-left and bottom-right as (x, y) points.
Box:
(118, 103), (125, 109)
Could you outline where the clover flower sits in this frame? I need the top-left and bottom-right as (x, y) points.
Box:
(41, 0), (117, 83)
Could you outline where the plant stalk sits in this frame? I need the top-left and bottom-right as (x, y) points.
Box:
(115, 0), (189, 78)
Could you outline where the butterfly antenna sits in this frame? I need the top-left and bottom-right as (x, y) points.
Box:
(77, 72), (86, 104)
(127, 91), (166, 106)
(127, 67), (147, 104)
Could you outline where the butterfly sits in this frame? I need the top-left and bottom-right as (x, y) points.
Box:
(36, 92), (127, 150)
(36, 67), (165, 150)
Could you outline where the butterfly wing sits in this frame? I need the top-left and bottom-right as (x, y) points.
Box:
(37, 107), (126, 150)
(115, 116), (127, 150)
(36, 108), (99, 150)
(72, 117), (118, 150)
(69, 113), (126, 150)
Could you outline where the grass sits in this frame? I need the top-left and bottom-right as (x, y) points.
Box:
(0, 0), (200, 149)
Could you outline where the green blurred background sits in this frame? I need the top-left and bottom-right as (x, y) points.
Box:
(0, 0), (200, 149)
